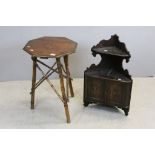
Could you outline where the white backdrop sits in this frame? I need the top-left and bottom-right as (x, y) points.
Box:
(0, 26), (155, 81)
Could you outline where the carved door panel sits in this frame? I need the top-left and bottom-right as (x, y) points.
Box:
(86, 76), (105, 102)
(105, 80), (122, 105)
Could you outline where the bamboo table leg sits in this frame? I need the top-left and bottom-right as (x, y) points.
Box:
(56, 57), (71, 123)
(63, 56), (69, 101)
(31, 56), (37, 109)
(64, 55), (74, 97)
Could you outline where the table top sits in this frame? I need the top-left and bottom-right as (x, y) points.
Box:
(23, 37), (77, 58)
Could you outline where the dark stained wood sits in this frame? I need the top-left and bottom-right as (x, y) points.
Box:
(91, 34), (130, 59)
(84, 35), (132, 116)
(23, 37), (77, 58)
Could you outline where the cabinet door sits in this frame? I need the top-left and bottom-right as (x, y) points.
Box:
(105, 80), (122, 106)
(85, 76), (106, 102)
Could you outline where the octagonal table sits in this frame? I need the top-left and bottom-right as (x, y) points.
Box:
(23, 37), (77, 123)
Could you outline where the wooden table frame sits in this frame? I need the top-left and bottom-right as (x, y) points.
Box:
(31, 55), (74, 123)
